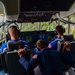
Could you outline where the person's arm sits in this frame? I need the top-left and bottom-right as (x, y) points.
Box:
(61, 42), (75, 66)
(61, 50), (75, 66)
(48, 39), (58, 49)
(19, 55), (39, 71)
(18, 49), (39, 71)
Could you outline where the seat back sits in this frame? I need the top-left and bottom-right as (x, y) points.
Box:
(57, 36), (64, 52)
(57, 34), (74, 52)
(6, 51), (27, 75)
(7, 41), (22, 51)
(0, 52), (8, 73)
(0, 41), (30, 75)
(63, 34), (74, 41)
(58, 42), (70, 71)
(6, 41), (30, 75)
(58, 41), (75, 70)
(58, 41), (75, 56)
(0, 53), (4, 71)
(70, 42), (75, 67)
(0, 41), (22, 73)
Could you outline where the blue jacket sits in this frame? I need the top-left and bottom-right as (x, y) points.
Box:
(48, 36), (63, 50)
(19, 48), (75, 75)
(1, 39), (29, 52)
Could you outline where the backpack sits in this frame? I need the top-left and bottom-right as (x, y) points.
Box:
(57, 36), (64, 52)
(57, 36), (71, 71)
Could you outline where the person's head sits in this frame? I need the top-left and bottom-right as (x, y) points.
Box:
(8, 26), (18, 40)
(36, 40), (47, 50)
(55, 25), (65, 36)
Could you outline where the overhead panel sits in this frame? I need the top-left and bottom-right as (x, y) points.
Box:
(1, 0), (19, 15)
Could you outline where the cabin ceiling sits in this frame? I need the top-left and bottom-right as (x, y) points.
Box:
(60, 1), (75, 18)
(1, 0), (75, 22)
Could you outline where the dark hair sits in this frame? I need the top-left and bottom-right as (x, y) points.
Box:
(55, 25), (65, 35)
(36, 40), (47, 49)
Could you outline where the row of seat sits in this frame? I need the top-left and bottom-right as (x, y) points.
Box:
(0, 34), (75, 75)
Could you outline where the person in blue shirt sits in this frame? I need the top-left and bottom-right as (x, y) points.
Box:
(1, 24), (29, 52)
(48, 25), (75, 75)
(33, 32), (47, 54)
(18, 40), (75, 75)
(0, 24), (29, 75)
(48, 25), (65, 50)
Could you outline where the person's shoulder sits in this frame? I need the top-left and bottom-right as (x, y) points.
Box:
(51, 39), (59, 43)
(36, 50), (43, 56)
(38, 48), (50, 54)
(1, 42), (7, 52)
(53, 38), (60, 42)
(2, 42), (7, 46)
(45, 48), (60, 54)
(50, 49), (60, 55)
(38, 48), (60, 57)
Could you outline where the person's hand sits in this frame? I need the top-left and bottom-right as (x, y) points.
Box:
(48, 44), (52, 49)
(23, 45), (28, 51)
(64, 41), (71, 51)
(18, 49), (26, 58)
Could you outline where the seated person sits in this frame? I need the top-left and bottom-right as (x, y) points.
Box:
(0, 24), (29, 75)
(18, 40), (75, 75)
(48, 25), (65, 50)
(48, 25), (75, 75)
(34, 32), (47, 54)
(1, 24), (29, 52)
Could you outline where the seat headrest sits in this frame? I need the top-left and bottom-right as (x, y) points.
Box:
(7, 41), (22, 51)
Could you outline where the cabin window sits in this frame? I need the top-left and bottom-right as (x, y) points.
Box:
(0, 1), (6, 41)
